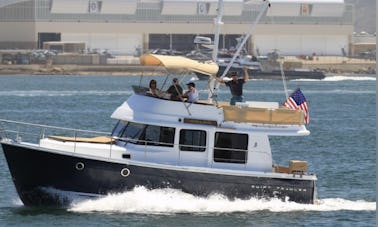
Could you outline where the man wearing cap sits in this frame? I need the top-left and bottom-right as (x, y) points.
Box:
(183, 82), (199, 103)
(215, 66), (249, 105)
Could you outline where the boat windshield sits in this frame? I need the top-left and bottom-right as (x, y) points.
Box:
(111, 120), (145, 143)
(111, 120), (128, 137)
(112, 120), (175, 147)
(116, 122), (145, 144)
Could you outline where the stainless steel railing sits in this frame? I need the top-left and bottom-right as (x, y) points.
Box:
(0, 119), (268, 168)
(0, 119), (113, 155)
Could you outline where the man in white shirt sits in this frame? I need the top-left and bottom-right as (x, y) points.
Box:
(183, 82), (199, 103)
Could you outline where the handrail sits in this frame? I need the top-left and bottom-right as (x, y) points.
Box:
(0, 119), (114, 157)
(0, 119), (274, 159)
(0, 119), (110, 135)
(0, 119), (270, 168)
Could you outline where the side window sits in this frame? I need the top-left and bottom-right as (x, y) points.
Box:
(144, 125), (175, 147)
(159, 127), (175, 147)
(214, 132), (248, 163)
(179, 129), (206, 152)
(144, 125), (160, 145)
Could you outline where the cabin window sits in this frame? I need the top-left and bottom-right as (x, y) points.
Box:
(143, 125), (175, 147)
(179, 129), (206, 152)
(213, 132), (248, 164)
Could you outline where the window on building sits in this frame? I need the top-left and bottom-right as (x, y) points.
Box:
(179, 129), (206, 152)
(214, 132), (248, 163)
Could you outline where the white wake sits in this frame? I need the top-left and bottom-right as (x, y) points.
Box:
(322, 75), (376, 81)
(68, 187), (376, 214)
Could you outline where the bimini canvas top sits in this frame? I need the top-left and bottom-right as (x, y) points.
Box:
(140, 54), (219, 76)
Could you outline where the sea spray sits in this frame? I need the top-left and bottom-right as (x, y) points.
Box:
(69, 187), (376, 214)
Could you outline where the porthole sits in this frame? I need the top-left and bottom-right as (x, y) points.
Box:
(75, 162), (85, 171)
(120, 168), (130, 177)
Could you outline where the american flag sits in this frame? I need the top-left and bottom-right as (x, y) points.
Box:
(283, 88), (309, 124)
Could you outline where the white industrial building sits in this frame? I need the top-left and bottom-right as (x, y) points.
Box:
(0, 0), (354, 56)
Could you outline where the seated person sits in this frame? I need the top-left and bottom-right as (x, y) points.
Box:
(182, 82), (199, 103)
(166, 78), (183, 101)
(146, 79), (161, 97)
(146, 79), (170, 99)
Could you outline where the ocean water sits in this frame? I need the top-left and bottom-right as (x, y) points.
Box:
(0, 74), (375, 226)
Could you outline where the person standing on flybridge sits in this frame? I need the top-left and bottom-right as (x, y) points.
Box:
(215, 66), (249, 105)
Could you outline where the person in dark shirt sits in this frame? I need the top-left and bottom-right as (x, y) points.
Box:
(166, 78), (183, 100)
(216, 66), (249, 105)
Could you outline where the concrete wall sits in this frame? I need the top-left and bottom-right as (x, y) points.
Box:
(0, 22), (36, 48)
(0, 21), (354, 56)
(52, 54), (107, 65)
(61, 33), (143, 55)
(32, 22), (353, 55)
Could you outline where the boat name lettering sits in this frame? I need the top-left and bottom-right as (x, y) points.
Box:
(250, 185), (307, 192)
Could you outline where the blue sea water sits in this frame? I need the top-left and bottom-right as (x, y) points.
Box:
(0, 74), (375, 226)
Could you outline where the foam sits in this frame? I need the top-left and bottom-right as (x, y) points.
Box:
(68, 187), (376, 214)
(322, 76), (376, 81)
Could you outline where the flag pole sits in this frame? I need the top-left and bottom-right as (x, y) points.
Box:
(279, 59), (289, 100)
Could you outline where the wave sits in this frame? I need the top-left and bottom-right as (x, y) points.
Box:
(1, 85), (375, 98)
(68, 187), (376, 214)
(200, 89), (376, 95)
(0, 90), (133, 97)
(267, 75), (376, 82)
(322, 76), (376, 81)
(232, 75), (376, 82)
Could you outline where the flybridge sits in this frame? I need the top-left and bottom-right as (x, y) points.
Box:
(110, 91), (309, 136)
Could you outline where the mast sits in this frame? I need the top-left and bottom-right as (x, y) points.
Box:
(208, 0), (223, 102)
(219, 0), (270, 79)
(212, 0), (223, 62)
(209, 0), (270, 102)
(209, 0), (270, 103)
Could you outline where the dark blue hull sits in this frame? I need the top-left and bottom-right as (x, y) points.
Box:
(1, 142), (316, 206)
